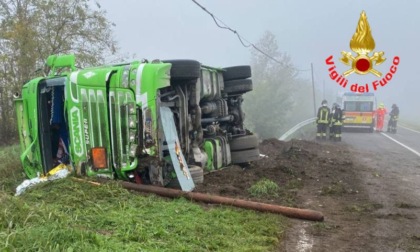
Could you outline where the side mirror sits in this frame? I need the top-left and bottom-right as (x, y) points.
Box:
(46, 54), (76, 76)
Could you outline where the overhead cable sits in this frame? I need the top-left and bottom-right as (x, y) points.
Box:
(191, 0), (311, 72)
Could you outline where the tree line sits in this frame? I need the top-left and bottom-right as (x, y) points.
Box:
(0, 0), (118, 144)
(244, 31), (315, 139)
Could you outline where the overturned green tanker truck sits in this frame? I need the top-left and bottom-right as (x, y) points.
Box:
(14, 54), (260, 191)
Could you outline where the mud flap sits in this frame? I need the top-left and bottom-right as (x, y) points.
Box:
(160, 107), (195, 192)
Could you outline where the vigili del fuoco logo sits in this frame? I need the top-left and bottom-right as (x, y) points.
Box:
(325, 11), (400, 93)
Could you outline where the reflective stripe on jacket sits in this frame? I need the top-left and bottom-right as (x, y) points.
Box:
(317, 107), (330, 124)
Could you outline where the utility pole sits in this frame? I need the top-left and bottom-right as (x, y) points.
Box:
(311, 63), (316, 117)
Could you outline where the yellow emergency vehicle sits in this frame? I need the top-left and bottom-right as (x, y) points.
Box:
(341, 92), (376, 132)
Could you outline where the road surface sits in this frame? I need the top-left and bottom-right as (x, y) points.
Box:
(341, 125), (420, 251)
(282, 124), (420, 252)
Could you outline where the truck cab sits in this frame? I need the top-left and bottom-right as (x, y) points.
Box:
(14, 54), (260, 191)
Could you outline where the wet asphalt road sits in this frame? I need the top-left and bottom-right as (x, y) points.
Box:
(343, 125), (420, 157)
(342, 124), (420, 197)
(341, 124), (420, 251)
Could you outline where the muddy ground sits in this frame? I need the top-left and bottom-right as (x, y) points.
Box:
(194, 138), (420, 251)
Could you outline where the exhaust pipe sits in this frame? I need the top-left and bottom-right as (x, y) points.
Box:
(13, 92), (20, 99)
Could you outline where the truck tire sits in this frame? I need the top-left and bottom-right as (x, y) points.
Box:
(166, 165), (203, 189)
(230, 134), (259, 151)
(370, 120), (375, 133)
(189, 165), (204, 184)
(223, 79), (253, 94)
(222, 66), (251, 81)
(231, 148), (260, 164)
(163, 59), (201, 80)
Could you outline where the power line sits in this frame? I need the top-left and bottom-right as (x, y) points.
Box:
(191, 0), (311, 72)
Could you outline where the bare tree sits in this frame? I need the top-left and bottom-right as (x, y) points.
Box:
(243, 31), (300, 139)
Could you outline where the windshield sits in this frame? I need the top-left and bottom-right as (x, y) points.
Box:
(38, 77), (69, 173)
(344, 101), (373, 112)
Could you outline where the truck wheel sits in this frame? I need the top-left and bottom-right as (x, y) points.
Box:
(222, 66), (251, 81)
(163, 60), (201, 80)
(189, 165), (204, 184)
(231, 148), (260, 164)
(166, 165), (203, 189)
(230, 134), (259, 151)
(370, 120), (375, 133)
(224, 79), (253, 94)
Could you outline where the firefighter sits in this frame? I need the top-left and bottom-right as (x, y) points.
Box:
(330, 103), (343, 141)
(328, 104), (336, 140)
(387, 104), (399, 133)
(374, 102), (387, 132)
(316, 100), (330, 140)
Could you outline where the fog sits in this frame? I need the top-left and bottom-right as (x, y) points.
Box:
(100, 0), (419, 125)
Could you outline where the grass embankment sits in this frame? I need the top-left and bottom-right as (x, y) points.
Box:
(0, 145), (286, 251)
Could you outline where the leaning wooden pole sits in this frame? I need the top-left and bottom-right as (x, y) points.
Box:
(121, 182), (324, 222)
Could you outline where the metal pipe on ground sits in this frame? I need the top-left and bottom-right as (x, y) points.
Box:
(120, 181), (324, 222)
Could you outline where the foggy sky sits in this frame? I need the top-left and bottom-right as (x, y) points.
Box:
(100, 0), (419, 122)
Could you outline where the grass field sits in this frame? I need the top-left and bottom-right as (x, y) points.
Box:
(0, 145), (287, 251)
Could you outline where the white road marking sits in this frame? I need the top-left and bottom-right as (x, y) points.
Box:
(380, 133), (420, 158)
(399, 124), (420, 134)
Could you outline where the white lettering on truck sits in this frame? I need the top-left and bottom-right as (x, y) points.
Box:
(70, 107), (84, 157)
(83, 118), (90, 145)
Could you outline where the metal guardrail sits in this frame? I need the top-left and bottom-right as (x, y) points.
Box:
(279, 117), (317, 141)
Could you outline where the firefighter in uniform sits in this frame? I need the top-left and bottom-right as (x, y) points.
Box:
(387, 104), (399, 133)
(328, 105), (335, 140)
(330, 103), (343, 141)
(316, 100), (330, 140)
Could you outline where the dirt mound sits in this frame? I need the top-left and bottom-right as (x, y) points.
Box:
(195, 139), (356, 207)
(194, 138), (420, 251)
